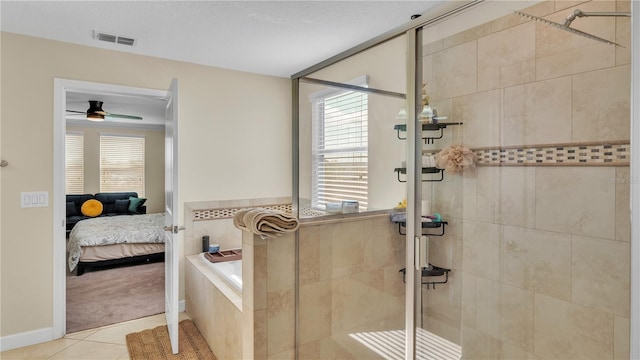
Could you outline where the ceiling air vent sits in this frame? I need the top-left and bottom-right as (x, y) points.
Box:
(93, 31), (137, 47)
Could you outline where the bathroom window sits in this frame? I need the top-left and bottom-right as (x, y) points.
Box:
(311, 78), (368, 211)
(65, 132), (84, 194)
(100, 135), (145, 197)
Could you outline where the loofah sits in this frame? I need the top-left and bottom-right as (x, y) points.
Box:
(436, 144), (475, 174)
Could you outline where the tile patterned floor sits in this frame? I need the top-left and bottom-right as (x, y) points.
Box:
(1, 312), (190, 360)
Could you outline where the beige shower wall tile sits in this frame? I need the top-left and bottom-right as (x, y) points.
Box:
(461, 325), (502, 360)
(432, 169), (464, 219)
(331, 269), (386, 333)
(503, 343), (541, 360)
(452, 89), (502, 148)
(615, 167), (631, 242)
(423, 54), (433, 94)
(267, 289), (295, 356)
(615, 17), (631, 65)
(429, 220), (462, 271)
(423, 40), (443, 56)
(431, 41), (477, 101)
(535, 167), (616, 239)
(475, 277), (501, 339)
(476, 166), (501, 223)
(476, 0), (555, 38)
(536, 2), (616, 80)
(299, 280), (332, 345)
(500, 284), (535, 352)
(478, 21), (536, 92)
(425, 271), (462, 323)
(424, 310), (462, 346)
(462, 168), (478, 221)
(462, 220), (502, 281)
(298, 224), (332, 286)
(572, 65), (631, 142)
(555, 0), (591, 11)
(500, 167), (536, 228)
(572, 235), (630, 317)
(443, 27), (479, 49)
(614, 316), (630, 360)
(461, 272), (477, 328)
(364, 218), (403, 270)
(534, 294), (614, 360)
(503, 226), (572, 300)
(330, 221), (366, 278)
(267, 234), (294, 293)
(503, 77), (572, 146)
(617, 0), (630, 12)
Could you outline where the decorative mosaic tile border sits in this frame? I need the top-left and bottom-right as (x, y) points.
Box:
(193, 204), (292, 220)
(427, 141), (630, 166)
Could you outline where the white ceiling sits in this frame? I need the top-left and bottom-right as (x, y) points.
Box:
(1, 0), (445, 78)
(1, 0), (445, 126)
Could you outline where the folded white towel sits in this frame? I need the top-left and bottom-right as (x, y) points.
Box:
(233, 208), (300, 239)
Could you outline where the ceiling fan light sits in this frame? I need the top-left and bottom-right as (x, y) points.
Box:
(87, 113), (105, 121)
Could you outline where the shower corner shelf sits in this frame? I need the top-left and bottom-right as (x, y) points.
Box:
(394, 219), (448, 236)
(394, 167), (444, 183)
(399, 264), (451, 289)
(393, 121), (462, 144)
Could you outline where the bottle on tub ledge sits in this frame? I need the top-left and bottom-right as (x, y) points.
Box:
(341, 200), (359, 214)
(202, 235), (209, 253)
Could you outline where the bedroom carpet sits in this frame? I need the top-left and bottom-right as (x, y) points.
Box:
(66, 261), (165, 333)
(126, 319), (217, 360)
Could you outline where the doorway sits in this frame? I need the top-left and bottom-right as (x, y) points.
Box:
(53, 79), (170, 337)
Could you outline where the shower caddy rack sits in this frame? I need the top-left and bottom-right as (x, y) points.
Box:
(393, 122), (462, 183)
(393, 119), (462, 288)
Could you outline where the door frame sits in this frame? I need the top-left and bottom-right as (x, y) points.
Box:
(52, 79), (169, 338)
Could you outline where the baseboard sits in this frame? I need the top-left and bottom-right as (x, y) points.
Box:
(0, 327), (54, 352)
(2, 304), (186, 352)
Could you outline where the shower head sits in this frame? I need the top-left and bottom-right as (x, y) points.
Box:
(514, 10), (626, 47)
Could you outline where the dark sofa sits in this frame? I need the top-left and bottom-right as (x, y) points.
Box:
(66, 192), (147, 233)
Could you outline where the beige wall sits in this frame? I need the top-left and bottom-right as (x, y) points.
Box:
(66, 126), (165, 214)
(0, 32), (291, 338)
(421, 1), (631, 359)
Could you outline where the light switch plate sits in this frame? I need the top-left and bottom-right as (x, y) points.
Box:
(21, 191), (49, 208)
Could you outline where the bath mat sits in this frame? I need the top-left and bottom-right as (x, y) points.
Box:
(126, 319), (217, 360)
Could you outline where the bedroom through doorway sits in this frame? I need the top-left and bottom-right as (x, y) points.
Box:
(57, 80), (170, 334)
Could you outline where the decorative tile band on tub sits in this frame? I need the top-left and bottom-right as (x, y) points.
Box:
(426, 141), (630, 167)
(194, 204), (292, 220)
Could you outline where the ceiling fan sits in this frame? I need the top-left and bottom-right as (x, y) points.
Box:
(66, 100), (143, 121)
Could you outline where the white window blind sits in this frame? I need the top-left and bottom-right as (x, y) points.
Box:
(312, 88), (368, 211)
(65, 133), (84, 194)
(100, 135), (145, 197)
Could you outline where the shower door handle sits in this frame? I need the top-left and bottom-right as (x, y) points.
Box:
(414, 236), (421, 271)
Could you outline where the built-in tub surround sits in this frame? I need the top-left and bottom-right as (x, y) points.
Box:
(185, 255), (242, 360)
(184, 197), (295, 360)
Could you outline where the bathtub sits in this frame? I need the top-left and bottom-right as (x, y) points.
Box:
(198, 252), (242, 293)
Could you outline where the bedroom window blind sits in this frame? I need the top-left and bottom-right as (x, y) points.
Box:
(65, 133), (84, 194)
(311, 86), (368, 211)
(100, 135), (145, 197)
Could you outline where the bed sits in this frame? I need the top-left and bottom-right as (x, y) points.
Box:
(67, 213), (166, 275)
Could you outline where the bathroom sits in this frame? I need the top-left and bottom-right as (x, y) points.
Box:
(185, 0), (636, 359)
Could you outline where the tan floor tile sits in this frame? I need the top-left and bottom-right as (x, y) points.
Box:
(64, 328), (99, 340)
(84, 315), (168, 345)
(0, 339), (79, 360)
(46, 341), (127, 360)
